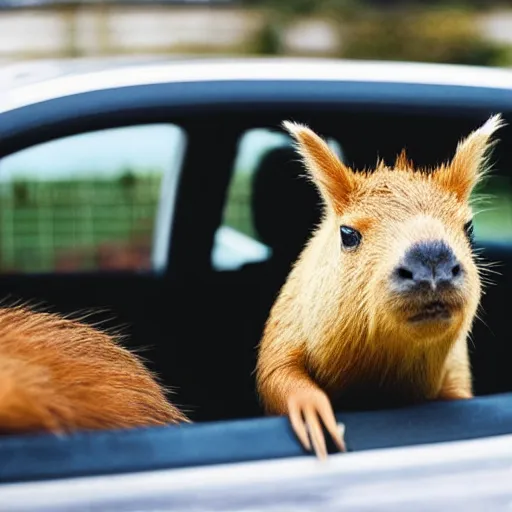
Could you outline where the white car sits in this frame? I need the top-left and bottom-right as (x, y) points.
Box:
(0, 57), (511, 510)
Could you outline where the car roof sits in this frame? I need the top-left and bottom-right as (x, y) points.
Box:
(2, 57), (512, 114)
(0, 55), (200, 90)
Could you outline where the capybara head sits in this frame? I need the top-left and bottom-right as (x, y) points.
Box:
(283, 115), (504, 348)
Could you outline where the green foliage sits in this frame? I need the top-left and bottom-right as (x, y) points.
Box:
(249, 20), (283, 55)
(340, 8), (511, 66)
(0, 174), (161, 273)
(223, 170), (256, 239)
(243, 0), (506, 10)
(248, 1), (512, 68)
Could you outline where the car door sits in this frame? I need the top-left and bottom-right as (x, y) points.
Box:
(0, 82), (251, 423)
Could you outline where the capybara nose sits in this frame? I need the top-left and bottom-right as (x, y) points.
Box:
(392, 240), (462, 293)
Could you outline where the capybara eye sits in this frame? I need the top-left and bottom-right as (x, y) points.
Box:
(464, 220), (475, 247)
(340, 226), (362, 249)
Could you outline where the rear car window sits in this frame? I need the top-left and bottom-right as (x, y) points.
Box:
(0, 123), (186, 274)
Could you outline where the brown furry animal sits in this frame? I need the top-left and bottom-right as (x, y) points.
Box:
(256, 114), (505, 459)
(0, 305), (188, 434)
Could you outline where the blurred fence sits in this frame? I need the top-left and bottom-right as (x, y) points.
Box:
(0, 175), (161, 273)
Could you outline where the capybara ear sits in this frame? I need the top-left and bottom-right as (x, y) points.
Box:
(434, 114), (505, 202)
(394, 149), (414, 170)
(283, 121), (356, 215)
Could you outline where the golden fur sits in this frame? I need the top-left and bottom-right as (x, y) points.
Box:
(0, 305), (188, 434)
(256, 115), (505, 454)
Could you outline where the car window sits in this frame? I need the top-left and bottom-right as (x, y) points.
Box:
(0, 123), (186, 274)
(212, 128), (343, 271)
(472, 175), (512, 244)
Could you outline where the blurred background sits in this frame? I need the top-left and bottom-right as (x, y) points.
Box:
(1, 0), (512, 274)
(1, 0), (511, 67)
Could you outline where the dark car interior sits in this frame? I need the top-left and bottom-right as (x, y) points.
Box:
(0, 93), (512, 482)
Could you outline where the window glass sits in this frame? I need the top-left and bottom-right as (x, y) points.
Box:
(0, 124), (185, 274)
(473, 175), (512, 243)
(212, 128), (342, 271)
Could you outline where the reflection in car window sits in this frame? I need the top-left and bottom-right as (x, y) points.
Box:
(0, 124), (186, 274)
